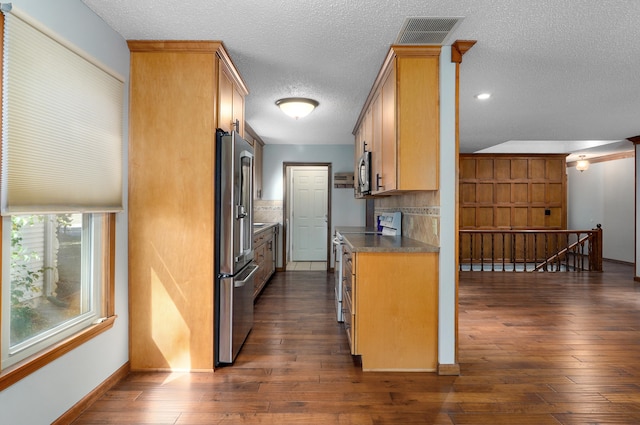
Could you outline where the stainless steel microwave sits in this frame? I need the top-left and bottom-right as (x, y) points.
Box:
(357, 150), (371, 195)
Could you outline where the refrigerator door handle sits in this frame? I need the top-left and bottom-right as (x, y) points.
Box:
(234, 264), (258, 288)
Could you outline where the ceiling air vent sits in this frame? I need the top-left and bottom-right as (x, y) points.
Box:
(395, 17), (464, 45)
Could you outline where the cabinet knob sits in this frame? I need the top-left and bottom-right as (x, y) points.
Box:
(376, 173), (384, 190)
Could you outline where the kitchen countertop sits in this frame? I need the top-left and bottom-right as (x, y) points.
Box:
(253, 222), (278, 235)
(335, 226), (381, 234)
(337, 227), (439, 253)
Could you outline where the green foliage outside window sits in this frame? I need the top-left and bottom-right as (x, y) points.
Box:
(9, 214), (73, 345)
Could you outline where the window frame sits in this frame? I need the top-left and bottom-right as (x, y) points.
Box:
(0, 214), (116, 390)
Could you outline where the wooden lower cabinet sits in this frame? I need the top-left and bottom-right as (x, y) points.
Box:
(253, 225), (276, 299)
(343, 245), (438, 371)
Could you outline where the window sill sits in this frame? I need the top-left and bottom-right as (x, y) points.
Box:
(0, 315), (117, 391)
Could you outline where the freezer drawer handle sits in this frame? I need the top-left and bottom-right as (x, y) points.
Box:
(234, 264), (259, 288)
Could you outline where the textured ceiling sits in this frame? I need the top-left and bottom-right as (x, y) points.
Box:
(83, 0), (640, 155)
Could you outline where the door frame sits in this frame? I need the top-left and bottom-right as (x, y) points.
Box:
(282, 162), (332, 271)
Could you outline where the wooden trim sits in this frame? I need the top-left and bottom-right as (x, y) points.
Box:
(282, 162), (333, 271)
(127, 39), (223, 53)
(460, 153), (568, 159)
(451, 40), (477, 64)
(127, 40), (249, 96)
(438, 363), (461, 376)
(0, 316), (116, 391)
(216, 43), (249, 96)
(566, 150), (634, 167)
(353, 45), (442, 134)
(626, 135), (640, 144)
(603, 258), (634, 266)
(106, 213), (116, 317)
(392, 45), (442, 57)
(245, 122), (265, 147)
(52, 362), (130, 425)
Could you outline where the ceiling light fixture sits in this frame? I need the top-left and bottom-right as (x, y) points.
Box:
(576, 155), (589, 172)
(275, 97), (319, 119)
(475, 93), (491, 100)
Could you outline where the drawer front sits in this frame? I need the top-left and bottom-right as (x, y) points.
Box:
(342, 285), (355, 354)
(342, 247), (356, 354)
(253, 232), (266, 246)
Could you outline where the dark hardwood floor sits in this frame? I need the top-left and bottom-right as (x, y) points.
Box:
(72, 262), (640, 424)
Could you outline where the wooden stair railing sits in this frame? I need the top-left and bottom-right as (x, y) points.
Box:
(459, 225), (603, 272)
(533, 233), (590, 271)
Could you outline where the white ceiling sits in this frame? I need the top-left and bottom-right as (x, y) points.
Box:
(82, 0), (640, 156)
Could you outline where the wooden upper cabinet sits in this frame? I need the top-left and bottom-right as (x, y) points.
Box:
(353, 45), (440, 196)
(218, 64), (233, 133)
(370, 91), (383, 193)
(218, 60), (247, 137)
(245, 123), (264, 200)
(379, 63), (396, 194)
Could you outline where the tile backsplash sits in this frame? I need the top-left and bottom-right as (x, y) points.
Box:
(375, 191), (440, 246)
(256, 192), (440, 247)
(254, 199), (283, 224)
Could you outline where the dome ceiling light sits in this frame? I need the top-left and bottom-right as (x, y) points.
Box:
(576, 155), (589, 172)
(275, 97), (319, 119)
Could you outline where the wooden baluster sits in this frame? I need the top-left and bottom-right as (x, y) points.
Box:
(586, 232), (591, 271)
(458, 232), (462, 271)
(594, 225), (603, 271)
(469, 233), (474, 272)
(480, 233), (484, 271)
(512, 233), (516, 272)
(491, 233), (495, 271)
(502, 233), (506, 272)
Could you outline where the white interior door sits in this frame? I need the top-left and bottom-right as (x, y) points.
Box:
(291, 167), (328, 261)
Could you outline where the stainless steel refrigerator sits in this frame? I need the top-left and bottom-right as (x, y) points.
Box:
(215, 129), (257, 366)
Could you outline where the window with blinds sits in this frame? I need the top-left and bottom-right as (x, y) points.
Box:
(0, 8), (119, 379)
(1, 10), (124, 215)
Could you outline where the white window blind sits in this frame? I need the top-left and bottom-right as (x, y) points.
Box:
(1, 9), (124, 215)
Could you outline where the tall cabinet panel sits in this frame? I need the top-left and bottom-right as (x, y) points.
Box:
(128, 40), (248, 371)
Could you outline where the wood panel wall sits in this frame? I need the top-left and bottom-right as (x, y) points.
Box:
(460, 154), (567, 230)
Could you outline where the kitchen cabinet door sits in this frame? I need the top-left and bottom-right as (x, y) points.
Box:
(218, 64), (234, 134)
(355, 251), (438, 371)
(370, 90), (384, 194)
(219, 61), (246, 137)
(232, 84), (245, 136)
(379, 63), (397, 193)
(396, 53), (439, 191)
(254, 141), (263, 199)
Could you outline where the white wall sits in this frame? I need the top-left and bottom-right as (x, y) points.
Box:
(263, 143), (366, 229)
(438, 46), (457, 368)
(567, 156), (634, 263)
(0, 2), (130, 424)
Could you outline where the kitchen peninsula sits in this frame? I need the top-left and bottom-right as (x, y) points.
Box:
(337, 228), (439, 371)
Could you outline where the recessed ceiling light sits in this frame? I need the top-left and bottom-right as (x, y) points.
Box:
(475, 93), (491, 100)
